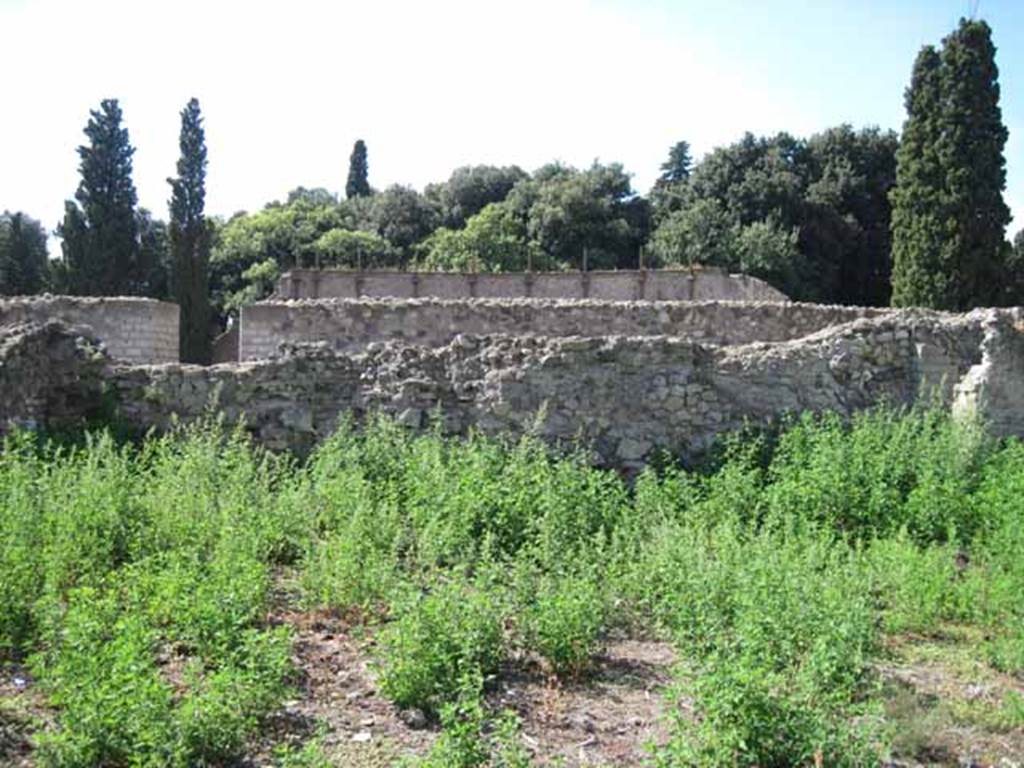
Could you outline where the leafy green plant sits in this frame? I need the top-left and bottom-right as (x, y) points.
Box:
(377, 575), (506, 715)
(524, 571), (606, 679)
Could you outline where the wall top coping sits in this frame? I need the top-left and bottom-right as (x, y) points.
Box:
(249, 296), (898, 312)
(279, 266), (752, 278)
(0, 295), (177, 309)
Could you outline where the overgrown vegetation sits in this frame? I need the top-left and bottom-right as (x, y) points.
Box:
(1, 407), (1023, 765)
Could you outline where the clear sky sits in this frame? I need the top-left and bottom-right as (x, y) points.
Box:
(1, 0), (1021, 239)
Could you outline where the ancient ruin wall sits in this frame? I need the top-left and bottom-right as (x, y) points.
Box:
(239, 298), (893, 361)
(0, 322), (107, 432)
(0, 296), (179, 363)
(109, 308), (1023, 468)
(274, 267), (789, 303)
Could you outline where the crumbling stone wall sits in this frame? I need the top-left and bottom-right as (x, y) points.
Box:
(112, 308), (1023, 468)
(0, 296), (179, 363)
(5, 307), (1020, 468)
(274, 267), (788, 303)
(239, 298), (892, 361)
(0, 321), (107, 433)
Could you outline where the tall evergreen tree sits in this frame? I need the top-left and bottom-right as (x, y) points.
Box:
(890, 47), (946, 308)
(346, 139), (371, 199)
(650, 140), (693, 223)
(938, 18), (1011, 307)
(0, 211), (49, 294)
(168, 98), (212, 364)
(890, 19), (1010, 309)
(659, 140), (693, 184)
(57, 99), (141, 295)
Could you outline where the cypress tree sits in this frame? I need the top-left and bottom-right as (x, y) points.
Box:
(168, 98), (212, 364)
(658, 140), (693, 184)
(890, 47), (947, 308)
(346, 139), (371, 199)
(938, 18), (1010, 308)
(890, 19), (1010, 309)
(58, 99), (140, 295)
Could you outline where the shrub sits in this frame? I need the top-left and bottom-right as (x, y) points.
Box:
(32, 590), (175, 767)
(861, 535), (962, 633)
(524, 571), (606, 679)
(763, 408), (990, 542)
(377, 575), (506, 715)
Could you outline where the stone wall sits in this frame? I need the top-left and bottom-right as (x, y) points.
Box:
(0, 296), (179, 363)
(274, 267), (788, 303)
(212, 325), (239, 364)
(0, 321), (107, 433)
(239, 298), (892, 361)
(108, 308), (1023, 468)
(6, 307), (1021, 469)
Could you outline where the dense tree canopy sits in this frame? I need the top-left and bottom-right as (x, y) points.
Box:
(419, 203), (544, 273)
(425, 165), (528, 229)
(209, 195), (348, 312)
(649, 199), (738, 269)
(313, 229), (397, 270)
(890, 19), (1011, 309)
(507, 162), (648, 270)
(659, 141), (693, 185)
(0, 212), (49, 295)
(364, 185), (440, 257)
(648, 127), (897, 303)
(136, 209), (170, 301)
(805, 126), (899, 306)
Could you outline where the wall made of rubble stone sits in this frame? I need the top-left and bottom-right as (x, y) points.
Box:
(239, 298), (893, 361)
(0, 296), (179, 363)
(111, 308), (1023, 468)
(0, 321), (107, 433)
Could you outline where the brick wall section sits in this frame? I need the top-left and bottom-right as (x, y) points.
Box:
(0, 296), (179, 363)
(239, 297), (894, 361)
(275, 267), (789, 303)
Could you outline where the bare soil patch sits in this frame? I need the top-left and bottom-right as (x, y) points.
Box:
(254, 609), (676, 767)
(880, 627), (1024, 767)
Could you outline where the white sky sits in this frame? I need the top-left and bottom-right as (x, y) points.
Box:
(1, 0), (1021, 239)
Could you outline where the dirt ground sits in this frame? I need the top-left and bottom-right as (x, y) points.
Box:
(878, 626), (1024, 768)
(4, 619), (1024, 766)
(255, 609), (676, 767)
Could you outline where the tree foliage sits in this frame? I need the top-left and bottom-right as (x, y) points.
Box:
(168, 98), (212, 363)
(0, 211), (49, 295)
(649, 199), (737, 269)
(890, 19), (1011, 309)
(58, 99), (149, 295)
(651, 128), (897, 303)
(508, 162), (647, 270)
(346, 139), (371, 199)
(419, 203), (544, 272)
(659, 140), (693, 185)
(805, 126), (899, 306)
(137, 209), (171, 301)
(313, 229), (397, 269)
(649, 140), (693, 219)
(209, 196), (348, 312)
(365, 185), (440, 257)
(425, 165), (528, 229)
